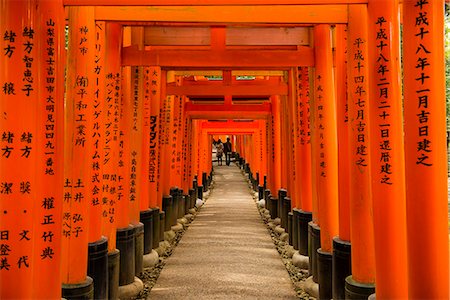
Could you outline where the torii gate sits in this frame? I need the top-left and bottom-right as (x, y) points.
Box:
(0, 1), (448, 300)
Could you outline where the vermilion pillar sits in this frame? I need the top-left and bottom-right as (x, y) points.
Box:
(88, 21), (105, 244)
(403, 1), (449, 298)
(313, 25), (339, 253)
(346, 4), (377, 299)
(148, 66), (161, 208)
(102, 22), (122, 250)
(298, 67), (313, 213)
(32, 1), (64, 298)
(1, 1), (37, 298)
(314, 24), (339, 299)
(61, 6), (95, 294)
(367, 0), (408, 298)
(271, 95), (282, 193)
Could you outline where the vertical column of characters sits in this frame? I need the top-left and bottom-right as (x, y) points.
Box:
(129, 64), (143, 224)
(182, 100), (190, 192)
(158, 72), (173, 196)
(313, 24), (339, 253)
(191, 120), (199, 185)
(368, 0), (408, 297)
(117, 40), (131, 229)
(102, 22), (122, 248)
(347, 3), (376, 289)
(61, 6), (95, 285)
(288, 70), (299, 207)
(271, 95), (282, 192)
(170, 91), (180, 188)
(186, 118), (193, 189)
(148, 67), (161, 208)
(403, 0), (449, 298)
(0, 1), (36, 298)
(335, 25), (351, 243)
(140, 67), (151, 211)
(87, 21), (105, 243)
(32, 0), (65, 298)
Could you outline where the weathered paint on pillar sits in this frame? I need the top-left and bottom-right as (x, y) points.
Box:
(298, 67), (313, 212)
(335, 24), (351, 242)
(313, 25), (339, 253)
(147, 66), (161, 208)
(403, 1), (449, 298)
(368, 0), (408, 294)
(347, 4), (376, 285)
(88, 20), (105, 243)
(61, 6), (95, 284)
(102, 22), (122, 249)
(32, 1), (65, 298)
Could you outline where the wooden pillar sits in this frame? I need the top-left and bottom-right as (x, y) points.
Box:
(32, 1), (65, 298)
(159, 72), (174, 197)
(141, 67), (151, 212)
(271, 95), (282, 192)
(61, 5), (95, 291)
(117, 27), (131, 230)
(403, 1), (449, 298)
(147, 66), (161, 208)
(313, 24), (339, 253)
(298, 67), (313, 212)
(367, 0), (408, 298)
(346, 4), (377, 296)
(102, 22), (122, 250)
(335, 25), (351, 243)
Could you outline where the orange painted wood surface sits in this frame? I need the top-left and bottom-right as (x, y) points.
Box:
(313, 24), (339, 253)
(335, 24), (350, 242)
(347, 4), (376, 284)
(368, 0), (408, 293)
(61, 6), (95, 284)
(102, 22), (122, 249)
(403, 0), (449, 298)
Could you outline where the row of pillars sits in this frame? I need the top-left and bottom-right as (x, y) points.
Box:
(231, 2), (448, 299)
(0, 1), (215, 299)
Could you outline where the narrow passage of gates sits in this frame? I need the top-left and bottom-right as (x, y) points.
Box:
(149, 163), (297, 299)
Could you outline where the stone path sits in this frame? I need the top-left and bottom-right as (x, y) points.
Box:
(149, 164), (297, 299)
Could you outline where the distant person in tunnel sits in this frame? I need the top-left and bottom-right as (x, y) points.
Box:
(216, 139), (224, 166)
(224, 137), (232, 166)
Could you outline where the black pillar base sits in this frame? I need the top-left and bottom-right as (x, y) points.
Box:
(202, 172), (208, 191)
(299, 210), (313, 256)
(162, 195), (173, 231)
(278, 189), (287, 228)
(189, 188), (196, 209)
(108, 249), (120, 300)
(151, 208), (160, 249)
(308, 221), (321, 283)
(178, 189), (185, 218)
(345, 276), (375, 300)
(283, 197), (291, 230)
(62, 276), (94, 300)
(197, 185), (203, 200)
(288, 212), (293, 246)
(159, 211), (165, 242)
(269, 196), (278, 219)
(140, 210), (153, 255)
(332, 237), (351, 300)
(134, 222), (144, 276)
(317, 248), (332, 300)
(184, 194), (190, 215)
(292, 208), (300, 250)
(169, 188), (179, 226)
(258, 185), (264, 200)
(87, 236), (108, 300)
(116, 225), (136, 286)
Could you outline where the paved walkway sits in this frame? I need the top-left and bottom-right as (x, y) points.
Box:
(149, 164), (297, 299)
